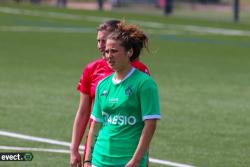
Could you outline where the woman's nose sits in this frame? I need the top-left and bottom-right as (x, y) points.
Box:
(106, 51), (112, 58)
(105, 52), (110, 60)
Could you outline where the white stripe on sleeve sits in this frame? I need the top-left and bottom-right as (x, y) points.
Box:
(143, 115), (161, 121)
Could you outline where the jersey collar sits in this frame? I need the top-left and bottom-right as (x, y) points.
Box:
(112, 67), (135, 85)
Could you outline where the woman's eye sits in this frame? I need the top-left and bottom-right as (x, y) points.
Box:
(105, 49), (117, 54)
(111, 49), (117, 53)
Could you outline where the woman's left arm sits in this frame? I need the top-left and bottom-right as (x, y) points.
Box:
(125, 119), (157, 167)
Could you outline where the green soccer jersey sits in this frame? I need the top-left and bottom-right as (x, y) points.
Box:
(91, 68), (160, 167)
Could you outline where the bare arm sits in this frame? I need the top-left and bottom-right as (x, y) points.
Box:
(70, 93), (92, 167)
(126, 119), (157, 167)
(84, 120), (102, 167)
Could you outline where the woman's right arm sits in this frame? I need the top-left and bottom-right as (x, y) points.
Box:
(70, 93), (92, 167)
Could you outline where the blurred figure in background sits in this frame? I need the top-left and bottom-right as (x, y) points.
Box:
(97, 0), (103, 10)
(57, 0), (67, 7)
(14, 0), (22, 3)
(164, 0), (173, 15)
(30, 0), (41, 5)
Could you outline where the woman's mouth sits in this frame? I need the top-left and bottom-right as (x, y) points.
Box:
(108, 60), (115, 67)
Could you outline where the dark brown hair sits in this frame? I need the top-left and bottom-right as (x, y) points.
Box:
(97, 20), (121, 33)
(107, 22), (149, 61)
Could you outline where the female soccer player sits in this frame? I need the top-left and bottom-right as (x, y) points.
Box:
(70, 20), (150, 167)
(84, 22), (160, 167)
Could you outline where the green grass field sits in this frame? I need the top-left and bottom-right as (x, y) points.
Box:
(0, 3), (250, 167)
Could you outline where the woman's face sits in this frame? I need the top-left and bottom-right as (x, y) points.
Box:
(97, 30), (109, 56)
(105, 39), (131, 72)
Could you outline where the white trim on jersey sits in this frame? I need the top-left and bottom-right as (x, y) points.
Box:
(112, 67), (136, 84)
(143, 115), (161, 121)
(90, 115), (103, 123)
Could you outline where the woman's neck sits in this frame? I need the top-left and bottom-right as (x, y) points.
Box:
(114, 64), (132, 81)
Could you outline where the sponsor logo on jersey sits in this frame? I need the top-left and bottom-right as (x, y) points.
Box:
(101, 90), (108, 96)
(108, 98), (119, 103)
(125, 86), (133, 96)
(102, 112), (136, 126)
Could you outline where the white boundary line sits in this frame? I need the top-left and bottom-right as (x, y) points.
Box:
(0, 146), (84, 154)
(149, 158), (195, 167)
(0, 130), (195, 167)
(0, 6), (250, 37)
(0, 130), (84, 150)
(0, 25), (95, 33)
(0, 6), (83, 20)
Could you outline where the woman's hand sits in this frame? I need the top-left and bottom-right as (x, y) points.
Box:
(83, 162), (92, 167)
(70, 150), (81, 167)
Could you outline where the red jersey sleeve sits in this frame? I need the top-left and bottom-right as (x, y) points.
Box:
(131, 60), (150, 75)
(77, 65), (92, 95)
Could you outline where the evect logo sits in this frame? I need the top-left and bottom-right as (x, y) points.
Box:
(0, 152), (33, 161)
(102, 112), (136, 126)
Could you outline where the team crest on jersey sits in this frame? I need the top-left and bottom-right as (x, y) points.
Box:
(101, 90), (108, 96)
(125, 86), (133, 96)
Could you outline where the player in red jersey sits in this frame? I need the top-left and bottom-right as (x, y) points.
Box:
(70, 20), (150, 167)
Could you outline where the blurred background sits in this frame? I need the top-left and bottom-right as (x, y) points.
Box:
(1, 0), (250, 23)
(0, 0), (250, 167)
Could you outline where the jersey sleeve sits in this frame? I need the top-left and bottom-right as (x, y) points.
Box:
(90, 84), (104, 123)
(139, 79), (160, 120)
(77, 66), (91, 95)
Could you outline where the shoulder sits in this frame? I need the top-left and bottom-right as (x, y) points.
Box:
(96, 73), (113, 88)
(133, 69), (157, 89)
(133, 69), (151, 81)
(131, 60), (150, 75)
(81, 58), (108, 76)
(85, 58), (105, 70)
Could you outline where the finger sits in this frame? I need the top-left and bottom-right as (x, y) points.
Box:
(70, 160), (76, 167)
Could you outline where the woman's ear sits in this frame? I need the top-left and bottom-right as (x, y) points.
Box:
(127, 49), (133, 57)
